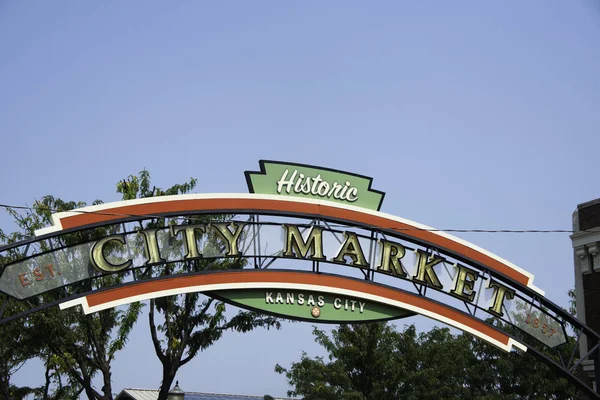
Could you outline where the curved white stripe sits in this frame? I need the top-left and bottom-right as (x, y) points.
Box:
(60, 281), (526, 353)
(37, 193), (541, 295)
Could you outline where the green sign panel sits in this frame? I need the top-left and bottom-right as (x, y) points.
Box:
(245, 160), (385, 211)
(210, 289), (414, 323)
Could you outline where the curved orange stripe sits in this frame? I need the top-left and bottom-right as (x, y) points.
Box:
(57, 198), (529, 286)
(86, 271), (509, 346)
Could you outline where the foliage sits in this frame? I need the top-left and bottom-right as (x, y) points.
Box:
(0, 169), (283, 399)
(0, 195), (143, 400)
(0, 296), (35, 399)
(568, 288), (577, 317)
(116, 170), (282, 400)
(276, 322), (578, 400)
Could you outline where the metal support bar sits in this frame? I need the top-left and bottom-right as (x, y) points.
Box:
(261, 257), (278, 270)
(255, 215), (262, 267)
(323, 220), (345, 245)
(240, 216), (255, 255)
(571, 341), (600, 374)
(413, 282), (423, 296)
(595, 347), (600, 395)
(567, 329), (584, 371)
(0, 295), (8, 320)
(527, 345), (600, 399)
(463, 301), (473, 316)
(359, 267), (369, 280)
(367, 231), (377, 281)
(251, 215), (258, 269)
(472, 270), (486, 318)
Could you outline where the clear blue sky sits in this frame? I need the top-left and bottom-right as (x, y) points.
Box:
(1, 1), (599, 397)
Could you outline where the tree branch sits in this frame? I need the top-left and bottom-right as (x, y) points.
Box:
(149, 299), (166, 364)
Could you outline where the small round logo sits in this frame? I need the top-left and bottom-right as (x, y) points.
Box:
(311, 306), (321, 318)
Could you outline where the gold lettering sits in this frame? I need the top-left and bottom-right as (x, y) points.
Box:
(283, 225), (325, 260)
(171, 224), (206, 259)
(412, 250), (443, 289)
(333, 232), (369, 268)
(488, 280), (515, 317)
(376, 240), (407, 277)
(90, 235), (132, 273)
(138, 228), (165, 266)
(211, 223), (246, 256)
(449, 264), (479, 302)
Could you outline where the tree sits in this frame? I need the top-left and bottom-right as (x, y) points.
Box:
(1, 196), (143, 400)
(276, 323), (419, 400)
(0, 294), (35, 399)
(276, 322), (578, 400)
(0, 226), (84, 400)
(0, 227), (40, 399)
(116, 170), (282, 400)
(0, 169), (282, 399)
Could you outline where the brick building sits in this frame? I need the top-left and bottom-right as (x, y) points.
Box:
(571, 198), (600, 391)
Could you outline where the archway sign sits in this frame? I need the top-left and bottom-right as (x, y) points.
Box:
(1, 160), (599, 397)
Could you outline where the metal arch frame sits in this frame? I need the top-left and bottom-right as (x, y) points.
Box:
(0, 195), (578, 330)
(1, 196), (599, 397)
(18, 194), (544, 292)
(0, 217), (563, 341)
(0, 263), (597, 397)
